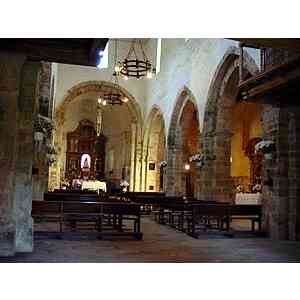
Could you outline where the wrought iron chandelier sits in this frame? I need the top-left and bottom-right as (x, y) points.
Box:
(97, 40), (129, 106)
(114, 39), (156, 80)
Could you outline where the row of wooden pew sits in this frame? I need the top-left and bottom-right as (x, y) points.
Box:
(32, 198), (143, 240)
(35, 191), (263, 240)
(120, 192), (263, 238)
(151, 201), (262, 238)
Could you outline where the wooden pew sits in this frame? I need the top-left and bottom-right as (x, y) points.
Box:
(125, 192), (165, 214)
(31, 200), (63, 233)
(229, 204), (262, 232)
(186, 204), (231, 238)
(31, 200), (143, 240)
(44, 192), (99, 202)
(101, 202), (142, 240)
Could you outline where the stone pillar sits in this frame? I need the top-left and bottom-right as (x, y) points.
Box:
(14, 61), (41, 252)
(287, 107), (300, 240)
(213, 130), (234, 202)
(0, 52), (26, 256)
(130, 122), (137, 191)
(32, 62), (52, 200)
(262, 104), (289, 239)
(166, 127), (183, 196)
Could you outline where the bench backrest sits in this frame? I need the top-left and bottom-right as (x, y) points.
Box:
(229, 204), (262, 216)
(32, 200), (62, 215)
(101, 202), (141, 215)
(192, 204), (230, 217)
(62, 201), (100, 214)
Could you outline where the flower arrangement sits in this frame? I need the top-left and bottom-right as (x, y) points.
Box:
(252, 183), (262, 193)
(236, 184), (244, 193)
(120, 180), (129, 187)
(189, 154), (203, 162)
(120, 179), (129, 192)
(160, 161), (167, 168)
(189, 154), (205, 168)
(255, 140), (275, 154)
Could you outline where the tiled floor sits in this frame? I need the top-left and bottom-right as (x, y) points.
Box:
(1, 217), (300, 262)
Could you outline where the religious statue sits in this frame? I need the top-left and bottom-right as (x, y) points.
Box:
(83, 157), (90, 169)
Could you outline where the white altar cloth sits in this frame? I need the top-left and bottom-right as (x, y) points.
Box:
(235, 193), (262, 205)
(81, 180), (107, 192)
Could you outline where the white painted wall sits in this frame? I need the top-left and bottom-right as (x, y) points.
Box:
(54, 40), (149, 119)
(54, 38), (259, 135)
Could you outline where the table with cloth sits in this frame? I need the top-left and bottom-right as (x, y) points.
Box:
(81, 180), (107, 193)
(235, 193), (262, 205)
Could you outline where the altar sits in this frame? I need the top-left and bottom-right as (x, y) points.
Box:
(235, 193), (262, 205)
(81, 180), (107, 193)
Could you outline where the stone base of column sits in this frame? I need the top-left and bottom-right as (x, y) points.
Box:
(15, 217), (34, 253)
(0, 223), (16, 256)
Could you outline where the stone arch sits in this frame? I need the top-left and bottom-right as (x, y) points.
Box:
(56, 80), (143, 126)
(142, 105), (166, 192)
(201, 46), (260, 202)
(51, 80), (143, 191)
(166, 87), (201, 196)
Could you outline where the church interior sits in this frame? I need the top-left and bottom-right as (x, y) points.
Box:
(2, 37), (300, 264)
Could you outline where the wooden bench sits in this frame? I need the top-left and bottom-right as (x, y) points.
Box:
(31, 200), (143, 240)
(44, 192), (100, 202)
(31, 200), (63, 233)
(125, 192), (165, 214)
(186, 204), (231, 238)
(229, 204), (262, 232)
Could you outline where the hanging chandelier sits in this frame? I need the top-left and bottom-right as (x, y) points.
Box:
(97, 40), (129, 106)
(97, 75), (129, 106)
(114, 39), (156, 80)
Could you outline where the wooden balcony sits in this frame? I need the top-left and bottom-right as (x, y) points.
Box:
(238, 51), (300, 105)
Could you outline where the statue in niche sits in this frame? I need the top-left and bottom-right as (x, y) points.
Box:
(245, 137), (263, 187)
(83, 157), (90, 169)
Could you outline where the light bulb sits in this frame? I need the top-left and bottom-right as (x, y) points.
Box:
(102, 100), (107, 106)
(123, 97), (129, 103)
(184, 163), (190, 171)
(123, 75), (128, 80)
(97, 98), (102, 104)
(146, 70), (152, 79)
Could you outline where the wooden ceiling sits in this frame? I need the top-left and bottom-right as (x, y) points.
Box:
(0, 38), (109, 67)
(231, 38), (300, 49)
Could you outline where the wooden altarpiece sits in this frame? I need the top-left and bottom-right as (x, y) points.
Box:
(65, 119), (106, 180)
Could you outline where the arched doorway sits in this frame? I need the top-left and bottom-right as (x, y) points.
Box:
(50, 81), (143, 191)
(166, 88), (201, 197)
(143, 106), (166, 192)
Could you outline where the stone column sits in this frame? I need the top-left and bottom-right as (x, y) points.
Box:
(213, 130), (234, 202)
(32, 62), (52, 200)
(262, 104), (289, 239)
(0, 52), (26, 256)
(14, 61), (41, 252)
(130, 122), (137, 191)
(287, 107), (300, 240)
(166, 127), (183, 196)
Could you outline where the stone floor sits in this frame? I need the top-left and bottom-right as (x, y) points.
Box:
(1, 217), (300, 262)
